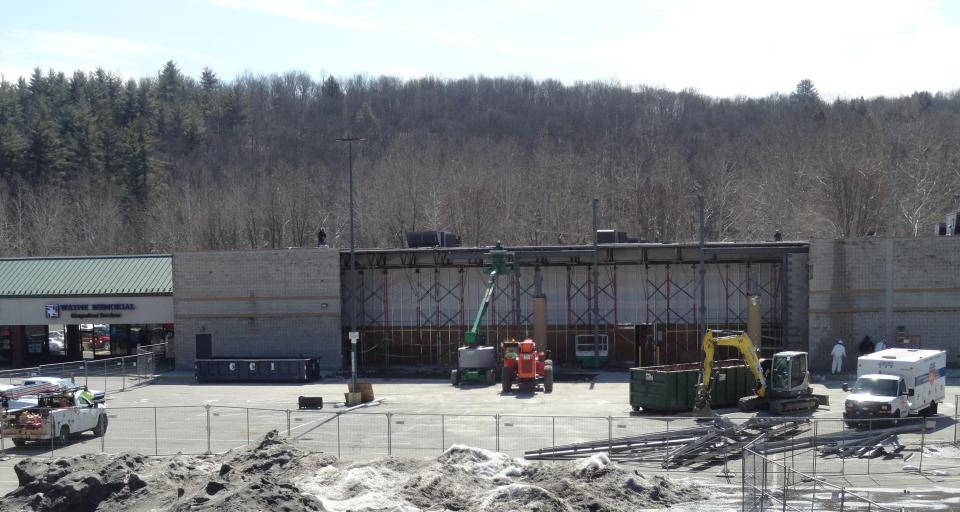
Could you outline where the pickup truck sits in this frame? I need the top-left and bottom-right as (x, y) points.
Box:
(22, 377), (105, 403)
(843, 348), (946, 427)
(1, 391), (108, 446)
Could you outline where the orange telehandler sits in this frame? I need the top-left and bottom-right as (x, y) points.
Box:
(501, 338), (553, 393)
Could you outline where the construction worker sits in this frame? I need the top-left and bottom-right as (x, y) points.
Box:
(79, 386), (95, 405)
(830, 340), (847, 375)
(874, 338), (887, 352)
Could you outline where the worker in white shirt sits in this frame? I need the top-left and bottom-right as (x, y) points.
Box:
(831, 340), (847, 375)
(874, 339), (887, 352)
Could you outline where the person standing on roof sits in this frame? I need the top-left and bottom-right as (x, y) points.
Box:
(874, 338), (887, 352)
(831, 340), (847, 375)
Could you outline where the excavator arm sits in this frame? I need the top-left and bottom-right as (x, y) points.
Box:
(695, 330), (767, 412)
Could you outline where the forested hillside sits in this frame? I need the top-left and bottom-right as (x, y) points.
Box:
(1, 62), (958, 256)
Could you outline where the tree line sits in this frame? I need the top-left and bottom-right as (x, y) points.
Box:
(1, 64), (958, 256)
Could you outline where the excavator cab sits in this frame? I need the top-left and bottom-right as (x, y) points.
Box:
(767, 351), (810, 399)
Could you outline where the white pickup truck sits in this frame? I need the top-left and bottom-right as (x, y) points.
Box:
(843, 348), (946, 427)
(2, 391), (108, 446)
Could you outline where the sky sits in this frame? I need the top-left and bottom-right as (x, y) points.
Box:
(2, 0), (960, 99)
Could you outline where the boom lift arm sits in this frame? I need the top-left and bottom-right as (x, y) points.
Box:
(463, 242), (511, 347)
(464, 271), (500, 345)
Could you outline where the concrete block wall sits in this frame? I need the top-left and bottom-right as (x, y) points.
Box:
(783, 253), (809, 351)
(173, 249), (342, 370)
(809, 237), (960, 371)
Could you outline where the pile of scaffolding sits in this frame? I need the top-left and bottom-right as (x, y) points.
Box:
(524, 416), (922, 468)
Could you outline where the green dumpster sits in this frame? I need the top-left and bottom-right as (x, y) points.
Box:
(629, 359), (756, 413)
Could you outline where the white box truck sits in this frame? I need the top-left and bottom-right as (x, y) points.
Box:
(843, 348), (946, 427)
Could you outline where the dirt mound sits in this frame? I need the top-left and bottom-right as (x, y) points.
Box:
(3, 432), (706, 512)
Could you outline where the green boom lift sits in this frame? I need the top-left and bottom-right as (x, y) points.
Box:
(451, 242), (512, 386)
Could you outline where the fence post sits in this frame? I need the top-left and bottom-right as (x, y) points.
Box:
(205, 404), (212, 454)
(100, 410), (106, 452)
(810, 474), (816, 510)
(552, 416), (556, 450)
(607, 416), (613, 452)
(919, 419), (926, 474)
(103, 362), (107, 393)
(154, 407), (159, 456)
(386, 412), (393, 456)
(121, 358), (126, 391)
(495, 414), (500, 452)
(841, 421), (846, 476)
(740, 449), (746, 507)
(954, 395), (958, 444)
(812, 420), (818, 476)
(286, 410), (292, 437)
(781, 460), (787, 512)
(50, 410), (56, 457)
(84, 361), (88, 388)
(0, 419), (6, 459)
(246, 408), (250, 445)
(761, 455), (768, 511)
(440, 414), (445, 453)
(337, 414), (341, 459)
(840, 487), (845, 512)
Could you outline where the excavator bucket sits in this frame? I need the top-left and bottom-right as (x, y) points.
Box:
(691, 403), (714, 417)
(691, 385), (714, 416)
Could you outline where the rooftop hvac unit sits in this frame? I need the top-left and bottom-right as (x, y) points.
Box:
(596, 230), (639, 244)
(406, 231), (462, 248)
(946, 212), (960, 236)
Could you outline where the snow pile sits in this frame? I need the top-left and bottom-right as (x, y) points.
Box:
(298, 460), (420, 512)
(437, 444), (526, 478)
(922, 443), (960, 459)
(3, 431), (708, 512)
(478, 483), (571, 512)
(573, 452), (611, 476)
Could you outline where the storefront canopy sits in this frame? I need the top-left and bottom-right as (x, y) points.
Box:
(0, 255), (172, 297)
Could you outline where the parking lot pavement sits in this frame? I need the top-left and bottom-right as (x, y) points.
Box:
(0, 370), (958, 499)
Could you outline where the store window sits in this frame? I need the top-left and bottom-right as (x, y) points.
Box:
(0, 326), (12, 365)
(48, 324), (65, 357)
(81, 324), (111, 358)
(25, 325), (47, 356)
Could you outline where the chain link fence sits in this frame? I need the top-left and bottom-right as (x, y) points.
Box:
(0, 343), (167, 394)
(742, 446), (903, 512)
(1, 394), (955, 467)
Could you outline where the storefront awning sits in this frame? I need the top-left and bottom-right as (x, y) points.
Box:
(0, 255), (172, 297)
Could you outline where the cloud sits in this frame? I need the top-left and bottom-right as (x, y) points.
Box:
(203, 0), (960, 98)
(0, 30), (214, 81)
(206, 0), (380, 31)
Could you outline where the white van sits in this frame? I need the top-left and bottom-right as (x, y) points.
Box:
(843, 348), (946, 426)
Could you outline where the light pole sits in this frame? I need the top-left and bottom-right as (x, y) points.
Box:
(698, 194), (705, 340)
(337, 136), (364, 393)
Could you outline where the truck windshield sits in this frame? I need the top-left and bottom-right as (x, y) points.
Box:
(852, 378), (898, 396)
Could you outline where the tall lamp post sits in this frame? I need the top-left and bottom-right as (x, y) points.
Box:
(337, 136), (364, 394)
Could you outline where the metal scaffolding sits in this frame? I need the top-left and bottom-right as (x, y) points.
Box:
(341, 242), (804, 368)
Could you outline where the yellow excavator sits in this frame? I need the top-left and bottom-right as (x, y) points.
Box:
(693, 330), (827, 415)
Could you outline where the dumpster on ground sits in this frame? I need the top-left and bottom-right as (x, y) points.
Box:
(194, 358), (321, 383)
(629, 359), (755, 413)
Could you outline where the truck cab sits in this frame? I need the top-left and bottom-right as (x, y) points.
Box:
(843, 374), (911, 426)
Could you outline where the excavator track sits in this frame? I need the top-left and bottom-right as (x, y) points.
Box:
(769, 397), (820, 414)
